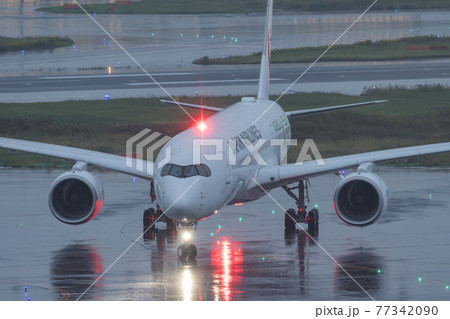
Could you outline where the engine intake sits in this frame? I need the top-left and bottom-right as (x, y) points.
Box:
(333, 170), (388, 226)
(49, 170), (104, 225)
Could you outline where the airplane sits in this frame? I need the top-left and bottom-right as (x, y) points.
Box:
(1, 0), (449, 262)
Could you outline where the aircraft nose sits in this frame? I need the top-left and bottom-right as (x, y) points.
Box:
(159, 178), (202, 222)
(158, 177), (220, 223)
(162, 191), (196, 222)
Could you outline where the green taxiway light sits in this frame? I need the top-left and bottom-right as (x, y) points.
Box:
(210, 233), (214, 237)
(271, 210), (275, 214)
(418, 277), (422, 282)
(239, 217), (242, 221)
(218, 225), (221, 228)
(315, 204), (318, 208)
(446, 286), (449, 290)
(377, 269), (381, 274)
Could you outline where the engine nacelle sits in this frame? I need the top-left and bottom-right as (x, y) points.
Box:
(333, 170), (388, 226)
(49, 170), (104, 225)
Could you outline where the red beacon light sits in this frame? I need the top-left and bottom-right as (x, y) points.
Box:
(196, 120), (207, 132)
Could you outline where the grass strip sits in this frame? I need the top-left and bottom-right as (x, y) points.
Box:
(193, 36), (450, 65)
(37, 0), (450, 15)
(0, 84), (448, 168)
(0, 36), (74, 54)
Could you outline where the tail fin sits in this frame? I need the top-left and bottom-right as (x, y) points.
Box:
(257, 0), (273, 100)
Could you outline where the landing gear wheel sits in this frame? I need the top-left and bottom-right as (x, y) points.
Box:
(186, 244), (197, 259)
(177, 244), (197, 261)
(307, 209), (319, 234)
(284, 208), (296, 232)
(177, 244), (188, 259)
(143, 208), (156, 229)
(166, 217), (176, 230)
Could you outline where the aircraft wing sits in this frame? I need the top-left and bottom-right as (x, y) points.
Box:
(255, 142), (450, 187)
(160, 99), (223, 112)
(285, 100), (387, 118)
(0, 137), (153, 180)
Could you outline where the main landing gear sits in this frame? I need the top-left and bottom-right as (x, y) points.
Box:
(143, 206), (177, 231)
(177, 222), (198, 264)
(143, 182), (177, 239)
(282, 180), (319, 235)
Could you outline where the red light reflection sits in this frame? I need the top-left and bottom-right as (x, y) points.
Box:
(210, 239), (243, 301)
(87, 246), (104, 292)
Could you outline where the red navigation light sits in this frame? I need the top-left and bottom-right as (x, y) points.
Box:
(197, 121), (207, 132)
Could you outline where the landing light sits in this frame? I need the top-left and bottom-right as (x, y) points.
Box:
(197, 121), (207, 132)
(182, 231), (192, 242)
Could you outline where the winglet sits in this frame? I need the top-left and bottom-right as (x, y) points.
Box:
(257, 0), (273, 100)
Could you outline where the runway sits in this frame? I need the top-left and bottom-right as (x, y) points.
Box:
(1, 167), (449, 301)
(1, 60), (450, 102)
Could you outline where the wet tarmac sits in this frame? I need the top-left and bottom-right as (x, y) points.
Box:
(1, 167), (450, 301)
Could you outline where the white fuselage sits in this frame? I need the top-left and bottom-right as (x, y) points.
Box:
(153, 98), (290, 222)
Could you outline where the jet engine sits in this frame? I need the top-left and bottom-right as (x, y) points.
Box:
(48, 167), (104, 225)
(333, 163), (388, 226)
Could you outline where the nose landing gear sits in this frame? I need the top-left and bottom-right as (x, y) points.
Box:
(177, 222), (198, 263)
(177, 244), (197, 260)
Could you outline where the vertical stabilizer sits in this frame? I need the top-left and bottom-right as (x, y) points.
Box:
(257, 0), (273, 100)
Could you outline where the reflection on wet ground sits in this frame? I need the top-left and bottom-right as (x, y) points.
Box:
(50, 244), (104, 301)
(1, 167), (449, 300)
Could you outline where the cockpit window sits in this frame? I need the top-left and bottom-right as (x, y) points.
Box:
(169, 164), (182, 177)
(196, 164), (207, 176)
(160, 163), (211, 178)
(161, 164), (171, 176)
(183, 165), (198, 177)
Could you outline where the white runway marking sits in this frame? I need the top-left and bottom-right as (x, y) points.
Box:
(39, 73), (194, 80)
(125, 78), (285, 86)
